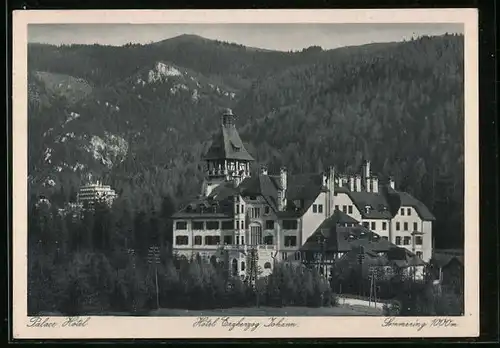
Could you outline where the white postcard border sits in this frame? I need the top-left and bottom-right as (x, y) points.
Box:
(12, 9), (479, 339)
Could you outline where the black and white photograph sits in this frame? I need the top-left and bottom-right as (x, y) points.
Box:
(13, 9), (479, 339)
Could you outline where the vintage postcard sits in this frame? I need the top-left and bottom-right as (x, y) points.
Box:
(12, 9), (479, 339)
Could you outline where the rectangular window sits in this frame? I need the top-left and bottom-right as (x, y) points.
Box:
(236, 205), (240, 214)
(382, 222), (387, 230)
(284, 236), (297, 247)
(342, 205), (347, 213)
(371, 222), (376, 230)
(413, 222), (418, 231)
(214, 236), (220, 245)
(312, 204), (317, 213)
(235, 220), (239, 230)
(175, 221), (187, 230)
(223, 235), (233, 245)
(175, 235), (189, 245)
(396, 222), (400, 231)
(194, 236), (202, 245)
(221, 221), (233, 230)
(283, 220), (298, 230)
(416, 251), (423, 259)
(265, 220), (275, 230)
(400, 208), (405, 216)
(206, 221), (220, 230)
(264, 206), (270, 214)
(416, 236), (423, 245)
(236, 236), (240, 244)
(404, 222), (408, 231)
(407, 208), (411, 216)
(363, 221), (369, 228)
(263, 235), (274, 245)
(241, 236), (245, 245)
(282, 252), (288, 261)
(348, 205), (353, 214)
(403, 236), (411, 245)
(335, 205), (339, 211)
(254, 208), (261, 218)
(395, 236), (401, 245)
(192, 221), (204, 230)
(318, 204), (323, 213)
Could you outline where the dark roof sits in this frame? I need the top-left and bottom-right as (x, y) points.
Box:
(336, 185), (434, 221)
(239, 175), (280, 211)
(301, 218), (392, 253)
(202, 124), (255, 162)
(398, 192), (436, 220)
(330, 209), (359, 224)
(171, 189), (235, 219)
(432, 254), (464, 268)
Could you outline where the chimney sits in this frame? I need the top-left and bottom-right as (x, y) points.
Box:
(322, 172), (328, 187)
(279, 166), (287, 210)
(372, 176), (379, 193)
(349, 176), (355, 191)
(365, 160), (371, 179)
(327, 166), (335, 217)
(260, 164), (268, 176)
(338, 176), (343, 188)
(389, 177), (395, 189)
(355, 175), (362, 192)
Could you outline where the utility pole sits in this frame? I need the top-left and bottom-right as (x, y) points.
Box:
(357, 245), (365, 297)
(147, 245), (161, 310)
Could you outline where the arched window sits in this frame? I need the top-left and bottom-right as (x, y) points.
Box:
(264, 262), (272, 269)
(232, 259), (238, 276)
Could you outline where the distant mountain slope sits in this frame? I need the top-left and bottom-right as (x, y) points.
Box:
(27, 33), (465, 248)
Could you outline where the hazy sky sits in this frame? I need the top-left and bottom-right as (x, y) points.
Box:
(28, 23), (463, 51)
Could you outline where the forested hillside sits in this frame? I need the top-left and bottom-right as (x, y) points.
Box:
(27, 33), (464, 248)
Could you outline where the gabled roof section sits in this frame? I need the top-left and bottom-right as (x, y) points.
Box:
(398, 192), (436, 220)
(238, 174), (280, 211)
(301, 216), (391, 253)
(172, 186), (235, 219)
(202, 110), (255, 162)
(336, 186), (392, 219)
(335, 184), (434, 221)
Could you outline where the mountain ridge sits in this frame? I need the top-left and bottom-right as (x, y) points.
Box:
(27, 33), (465, 248)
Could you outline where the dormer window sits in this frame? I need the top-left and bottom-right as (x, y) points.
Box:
(364, 205), (371, 214)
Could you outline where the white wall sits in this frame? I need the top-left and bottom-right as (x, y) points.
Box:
(391, 206), (425, 257)
(360, 219), (391, 239)
(301, 192), (328, 245)
(421, 221), (433, 262)
(334, 193), (362, 221)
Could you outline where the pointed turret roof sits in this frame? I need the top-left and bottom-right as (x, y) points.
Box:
(202, 109), (255, 162)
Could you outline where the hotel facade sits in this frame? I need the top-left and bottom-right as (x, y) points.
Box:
(172, 109), (435, 278)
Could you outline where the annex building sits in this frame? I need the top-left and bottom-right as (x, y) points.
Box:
(172, 109), (434, 279)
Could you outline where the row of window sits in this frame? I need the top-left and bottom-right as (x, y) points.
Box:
(175, 235), (297, 247)
(312, 204), (324, 214)
(177, 219), (298, 231)
(400, 208), (412, 216)
(394, 236), (423, 245)
(335, 205), (354, 214)
(362, 221), (419, 232)
(335, 205), (414, 218)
